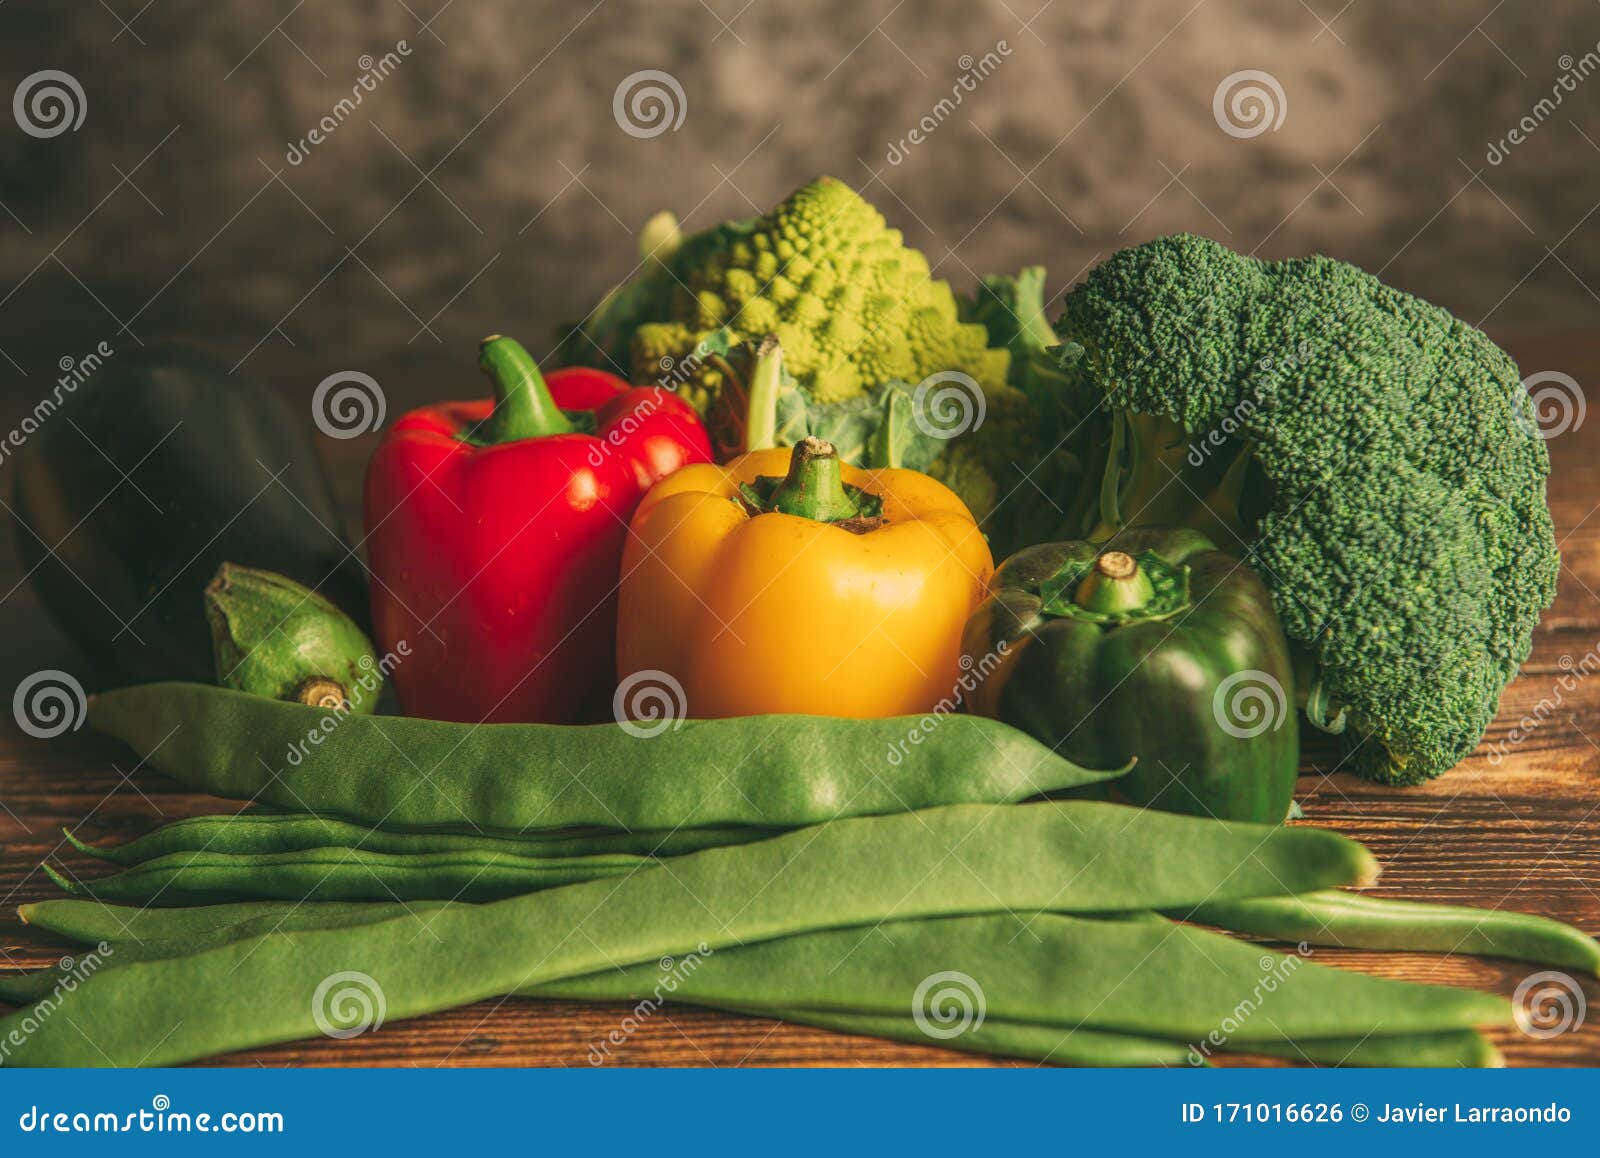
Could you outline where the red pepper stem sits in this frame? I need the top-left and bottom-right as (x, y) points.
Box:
(477, 335), (574, 444)
(767, 438), (861, 523)
(1074, 550), (1156, 616)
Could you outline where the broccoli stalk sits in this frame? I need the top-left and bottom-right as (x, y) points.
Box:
(1089, 408), (1255, 553)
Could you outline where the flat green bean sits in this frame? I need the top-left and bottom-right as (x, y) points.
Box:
(1244, 1031), (1501, 1068)
(66, 815), (777, 865)
(737, 1007), (1199, 1066)
(758, 1009), (1499, 1068)
(12, 900), (1504, 1066)
(47, 847), (653, 905)
(20, 898), (416, 946)
(89, 684), (1126, 832)
(0, 801), (1376, 1065)
(538, 911), (1504, 1043)
(1180, 890), (1600, 976)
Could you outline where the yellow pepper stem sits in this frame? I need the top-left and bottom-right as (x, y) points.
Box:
(767, 438), (862, 523)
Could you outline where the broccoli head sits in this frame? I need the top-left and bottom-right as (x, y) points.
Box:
(1054, 233), (1558, 784)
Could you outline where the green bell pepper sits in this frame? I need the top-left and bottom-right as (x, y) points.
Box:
(961, 527), (1298, 823)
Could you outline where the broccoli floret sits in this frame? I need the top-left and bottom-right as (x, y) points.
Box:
(1055, 233), (1558, 784)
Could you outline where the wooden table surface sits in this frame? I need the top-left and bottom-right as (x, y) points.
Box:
(2, 330), (1597, 1068)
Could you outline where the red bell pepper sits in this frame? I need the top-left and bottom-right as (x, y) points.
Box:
(364, 335), (712, 724)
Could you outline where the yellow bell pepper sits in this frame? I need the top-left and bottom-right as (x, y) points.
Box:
(617, 437), (993, 718)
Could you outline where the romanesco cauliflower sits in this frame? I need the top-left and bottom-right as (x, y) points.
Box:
(627, 177), (1008, 411)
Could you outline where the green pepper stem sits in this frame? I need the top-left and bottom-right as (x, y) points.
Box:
(767, 438), (862, 523)
(742, 334), (783, 453)
(1073, 551), (1156, 615)
(477, 335), (574, 444)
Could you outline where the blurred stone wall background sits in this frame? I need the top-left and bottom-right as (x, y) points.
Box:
(0, 0), (1595, 409)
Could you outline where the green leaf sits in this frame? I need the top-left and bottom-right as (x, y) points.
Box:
(774, 378), (947, 472)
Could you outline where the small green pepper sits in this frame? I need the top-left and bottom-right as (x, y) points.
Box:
(205, 563), (382, 713)
(962, 527), (1298, 823)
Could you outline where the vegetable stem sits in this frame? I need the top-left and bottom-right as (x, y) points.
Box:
(741, 335), (784, 452)
(766, 438), (862, 523)
(476, 335), (574, 444)
(1073, 550), (1156, 616)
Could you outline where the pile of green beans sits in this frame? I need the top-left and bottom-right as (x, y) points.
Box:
(87, 684), (1126, 831)
(53, 812), (1600, 980)
(24, 681), (1585, 1068)
(6, 901), (1506, 1068)
(0, 802), (1377, 1065)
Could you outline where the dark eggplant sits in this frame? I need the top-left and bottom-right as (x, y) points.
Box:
(10, 347), (368, 684)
